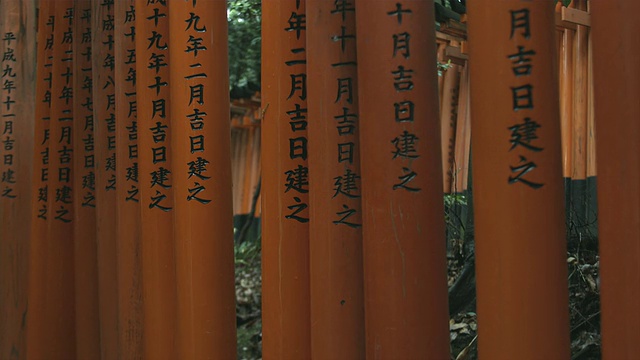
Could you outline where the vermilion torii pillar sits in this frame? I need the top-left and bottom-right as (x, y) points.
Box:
(73, 0), (101, 357)
(591, 2), (640, 357)
(135, 1), (177, 358)
(306, 1), (365, 358)
(26, 0), (55, 357)
(114, 1), (144, 358)
(467, 2), (570, 358)
(261, 0), (311, 358)
(28, 0), (78, 357)
(92, 2), (119, 358)
(168, 1), (237, 358)
(0, 0), (35, 358)
(355, 1), (450, 358)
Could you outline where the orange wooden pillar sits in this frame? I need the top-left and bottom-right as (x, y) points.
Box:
(92, 2), (119, 358)
(25, 0), (55, 356)
(466, 2), (570, 358)
(591, 2), (640, 357)
(558, 14), (574, 178)
(114, 1), (144, 358)
(572, 0), (588, 181)
(29, 0), (78, 357)
(72, 0), (101, 357)
(354, 1), (450, 358)
(135, 1), (176, 358)
(167, 1), (237, 358)
(306, 1), (365, 358)
(440, 63), (461, 193)
(453, 63), (471, 192)
(0, 0), (35, 358)
(261, 0), (311, 358)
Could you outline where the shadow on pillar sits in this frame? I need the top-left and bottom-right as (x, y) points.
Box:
(564, 177), (599, 250)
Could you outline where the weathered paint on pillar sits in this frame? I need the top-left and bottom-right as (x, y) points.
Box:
(354, 1), (450, 358)
(440, 63), (461, 193)
(559, 21), (574, 178)
(306, 1), (365, 358)
(25, 0), (55, 356)
(466, 2), (570, 358)
(261, 0), (311, 358)
(72, 1), (101, 357)
(0, 0), (35, 358)
(591, 2), (640, 357)
(572, 0), (588, 180)
(33, 0), (78, 357)
(92, 2), (119, 358)
(453, 63), (471, 192)
(135, 1), (177, 358)
(586, 28), (596, 178)
(168, 1), (237, 358)
(114, 1), (144, 358)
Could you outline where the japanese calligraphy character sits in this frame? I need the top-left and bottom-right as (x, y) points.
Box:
(332, 26), (355, 52)
(56, 186), (72, 204)
(150, 121), (168, 142)
(394, 100), (414, 122)
(189, 84), (204, 105)
(146, 7), (166, 27)
(510, 8), (531, 39)
(126, 185), (139, 202)
(334, 107), (357, 136)
(392, 167), (421, 192)
(190, 135), (205, 153)
(106, 175), (116, 191)
(284, 165), (309, 193)
(285, 47), (306, 66)
(508, 155), (543, 189)
(149, 190), (171, 211)
(185, 35), (207, 56)
(511, 84), (533, 110)
(387, 2), (412, 24)
(147, 31), (168, 50)
(285, 196), (308, 223)
(333, 204), (361, 228)
(82, 191), (96, 207)
(336, 77), (353, 103)
(338, 142), (355, 164)
(185, 12), (206, 32)
(185, 109), (205, 130)
(187, 182), (211, 204)
(1, 187), (16, 199)
(393, 32), (410, 58)
(507, 46), (536, 76)
(285, 12), (306, 40)
(188, 157), (211, 180)
(333, 168), (360, 198)
(289, 137), (307, 160)
(508, 117), (543, 152)
(391, 65), (414, 92)
(287, 104), (308, 131)
(83, 172), (96, 190)
(331, 0), (355, 21)
(391, 130), (420, 159)
(288, 74), (307, 100)
(54, 206), (72, 223)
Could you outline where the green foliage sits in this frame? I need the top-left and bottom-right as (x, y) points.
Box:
(437, 60), (452, 77)
(444, 193), (467, 208)
(235, 235), (262, 359)
(228, 0), (262, 98)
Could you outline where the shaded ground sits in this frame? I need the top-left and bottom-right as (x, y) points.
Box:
(234, 235), (602, 360)
(447, 236), (601, 360)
